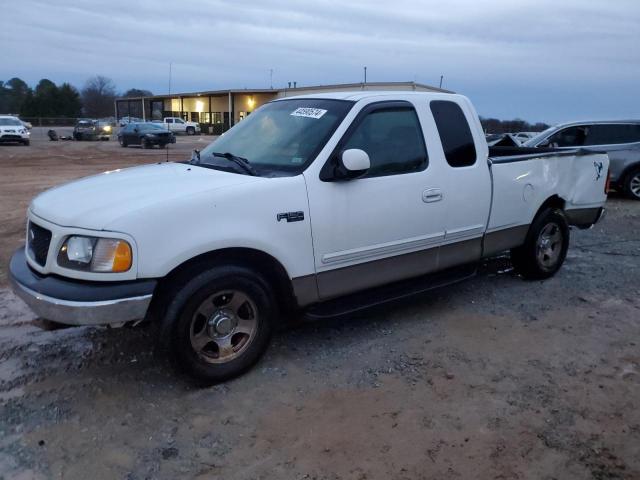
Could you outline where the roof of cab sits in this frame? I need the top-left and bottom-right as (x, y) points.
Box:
(274, 90), (457, 102)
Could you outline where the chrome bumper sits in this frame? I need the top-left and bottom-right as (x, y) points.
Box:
(9, 248), (156, 326)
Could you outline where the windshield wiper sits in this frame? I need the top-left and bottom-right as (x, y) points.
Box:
(210, 152), (258, 176)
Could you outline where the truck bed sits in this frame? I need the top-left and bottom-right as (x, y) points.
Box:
(486, 147), (608, 246)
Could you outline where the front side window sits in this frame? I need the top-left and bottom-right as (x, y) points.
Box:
(165, 119), (173, 124)
(584, 124), (640, 146)
(340, 106), (428, 177)
(547, 126), (588, 147)
(198, 98), (354, 176)
(430, 100), (477, 167)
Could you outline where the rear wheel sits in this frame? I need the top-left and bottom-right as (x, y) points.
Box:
(511, 208), (569, 280)
(143, 139), (152, 149)
(186, 126), (195, 136)
(159, 266), (275, 384)
(119, 137), (127, 147)
(623, 167), (640, 200)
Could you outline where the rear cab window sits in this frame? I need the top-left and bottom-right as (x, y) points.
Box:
(430, 100), (477, 167)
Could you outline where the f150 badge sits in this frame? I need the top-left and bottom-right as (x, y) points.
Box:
(277, 211), (304, 222)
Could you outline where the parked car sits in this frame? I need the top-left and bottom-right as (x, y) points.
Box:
(524, 121), (640, 199)
(0, 115), (30, 145)
(73, 119), (111, 141)
(163, 116), (201, 135)
(118, 122), (175, 148)
(513, 132), (537, 144)
(9, 92), (608, 383)
(119, 116), (143, 127)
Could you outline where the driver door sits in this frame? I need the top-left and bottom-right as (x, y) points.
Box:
(304, 100), (447, 300)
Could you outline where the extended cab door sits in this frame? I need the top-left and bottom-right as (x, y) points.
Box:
(304, 100), (448, 300)
(428, 99), (492, 268)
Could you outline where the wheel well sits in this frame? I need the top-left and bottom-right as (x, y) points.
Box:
(150, 248), (297, 321)
(536, 195), (566, 217)
(620, 162), (640, 185)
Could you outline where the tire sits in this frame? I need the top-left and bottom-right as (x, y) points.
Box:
(143, 139), (152, 149)
(186, 126), (195, 136)
(159, 265), (275, 384)
(510, 208), (569, 280)
(119, 137), (127, 147)
(22, 139), (30, 146)
(159, 143), (166, 149)
(623, 167), (640, 200)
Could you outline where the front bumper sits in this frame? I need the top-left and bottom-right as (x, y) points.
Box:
(9, 248), (156, 326)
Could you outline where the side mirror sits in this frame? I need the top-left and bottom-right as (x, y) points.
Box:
(342, 149), (370, 172)
(331, 148), (370, 180)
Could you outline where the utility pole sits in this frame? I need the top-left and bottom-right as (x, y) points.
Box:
(364, 66), (367, 84)
(439, 75), (443, 89)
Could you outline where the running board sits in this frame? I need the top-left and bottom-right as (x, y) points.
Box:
(304, 264), (477, 319)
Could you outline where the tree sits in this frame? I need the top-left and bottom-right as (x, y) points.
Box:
(20, 79), (60, 117)
(0, 77), (31, 114)
(480, 116), (549, 134)
(57, 83), (82, 117)
(82, 76), (117, 117)
(122, 88), (153, 98)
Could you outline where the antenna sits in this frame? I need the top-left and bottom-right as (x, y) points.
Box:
(364, 66), (367, 84)
(166, 62), (172, 162)
(269, 68), (273, 89)
(439, 75), (444, 89)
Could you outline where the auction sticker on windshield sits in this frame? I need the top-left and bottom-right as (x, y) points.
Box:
(290, 107), (327, 119)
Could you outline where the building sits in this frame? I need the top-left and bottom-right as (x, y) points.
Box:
(114, 81), (450, 134)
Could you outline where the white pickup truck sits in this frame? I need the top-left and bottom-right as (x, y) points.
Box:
(10, 91), (608, 383)
(162, 116), (201, 135)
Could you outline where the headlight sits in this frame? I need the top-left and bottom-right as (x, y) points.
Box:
(103, 125), (112, 132)
(58, 236), (132, 272)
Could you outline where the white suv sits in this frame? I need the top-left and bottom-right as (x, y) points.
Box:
(0, 115), (30, 146)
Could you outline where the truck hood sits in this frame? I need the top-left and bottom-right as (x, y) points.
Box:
(30, 162), (262, 230)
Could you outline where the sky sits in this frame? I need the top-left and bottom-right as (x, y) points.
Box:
(2, 0), (640, 124)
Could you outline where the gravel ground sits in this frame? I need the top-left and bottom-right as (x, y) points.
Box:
(0, 137), (639, 479)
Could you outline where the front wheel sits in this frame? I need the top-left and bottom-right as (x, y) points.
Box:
(511, 208), (569, 280)
(623, 167), (640, 200)
(119, 137), (127, 147)
(22, 139), (30, 146)
(159, 266), (275, 384)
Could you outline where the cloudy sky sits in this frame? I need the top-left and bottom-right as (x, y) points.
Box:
(2, 0), (639, 123)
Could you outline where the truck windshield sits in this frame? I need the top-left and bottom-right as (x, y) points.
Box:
(198, 99), (354, 176)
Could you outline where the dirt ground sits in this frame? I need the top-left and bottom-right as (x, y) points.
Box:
(0, 134), (639, 479)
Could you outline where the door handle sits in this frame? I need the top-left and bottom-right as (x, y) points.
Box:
(422, 188), (443, 203)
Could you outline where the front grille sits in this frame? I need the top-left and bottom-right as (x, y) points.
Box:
(27, 221), (52, 266)
(1, 134), (22, 140)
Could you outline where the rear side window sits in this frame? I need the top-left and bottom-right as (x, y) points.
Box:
(342, 106), (428, 177)
(584, 124), (640, 145)
(430, 100), (477, 167)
